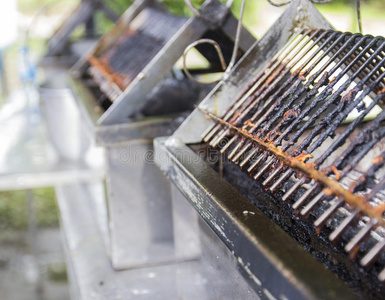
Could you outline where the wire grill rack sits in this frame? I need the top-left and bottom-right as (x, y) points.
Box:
(200, 28), (385, 282)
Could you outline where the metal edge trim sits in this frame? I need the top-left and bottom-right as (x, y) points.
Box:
(154, 137), (361, 300)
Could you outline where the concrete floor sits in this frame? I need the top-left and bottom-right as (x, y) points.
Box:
(0, 228), (69, 300)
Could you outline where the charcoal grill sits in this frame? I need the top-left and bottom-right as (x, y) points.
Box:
(155, 0), (385, 298)
(67, 0), (255, 269)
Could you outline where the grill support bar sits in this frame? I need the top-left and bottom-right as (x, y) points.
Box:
(200, 108), (385, 227)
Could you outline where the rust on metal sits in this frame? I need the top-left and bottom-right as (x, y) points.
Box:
(88, 54), (127, 91)
(322, 188), (334, 196)
(201, 108), (385, 227)
(331, 166), (341, 180)
(87, 28), (165, 92)
(200, 28), (385, 281)
(372, 156), (384, 165)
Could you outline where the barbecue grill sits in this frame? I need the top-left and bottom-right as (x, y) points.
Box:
(67, 0), (255, 269)
(155, 0), (385, 298)
(43, 0), (120, 67)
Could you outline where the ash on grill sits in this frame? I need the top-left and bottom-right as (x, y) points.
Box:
(201, 28), (385, 282)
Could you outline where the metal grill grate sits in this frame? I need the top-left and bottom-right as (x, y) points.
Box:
(70, 0), (256, 125)
(87, 7), (187, 101)
(200, 28), (385, 282)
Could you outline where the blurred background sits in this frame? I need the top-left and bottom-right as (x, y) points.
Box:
(0, 0), (384, 299)
(6, 0), (385, 100)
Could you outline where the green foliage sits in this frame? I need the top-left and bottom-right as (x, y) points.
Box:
(34, 188), (60, 227)
(331, 0), (385, 4)
(47, 263), (68, 282)
(0, 190), (28, 229)
(95, 0), (259, 36)
(160, 0), (257, 18)
(0, 188), (59, 229)
(106, 0), (133, 15)
(103, 0), (258, 20)
(162, 0), (204, 16)
(18, 0), (79, 15)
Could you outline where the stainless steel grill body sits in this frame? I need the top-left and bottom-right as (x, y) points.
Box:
(201, 29), (385, 275)
(155, 0), (385, 298)
(154, 137), (360, 300)
(69, 0), (256, 269)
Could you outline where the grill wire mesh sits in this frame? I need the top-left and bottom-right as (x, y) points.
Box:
(86, 7), (187, 101)
(201, 28), (385, 282)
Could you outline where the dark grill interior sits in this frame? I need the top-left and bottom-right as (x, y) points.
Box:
(200, 28), (385, 284)
(192, 144), (385, 298)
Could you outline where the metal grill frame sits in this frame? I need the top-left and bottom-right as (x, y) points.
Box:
(68, 0), (256, 270)
(154, 0), (378, 298)
(155, 136), (360, 300)
(71, 0), (256, 127)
